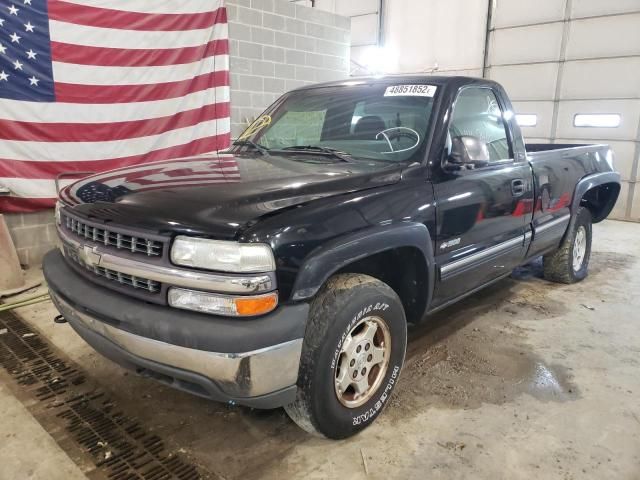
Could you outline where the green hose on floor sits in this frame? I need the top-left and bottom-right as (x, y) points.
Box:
(0, 293), (50, 312)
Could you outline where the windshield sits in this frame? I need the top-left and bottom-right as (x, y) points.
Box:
(236, 83), (438, 162)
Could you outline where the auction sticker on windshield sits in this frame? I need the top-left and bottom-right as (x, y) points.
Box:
(384, 85), (437, 97)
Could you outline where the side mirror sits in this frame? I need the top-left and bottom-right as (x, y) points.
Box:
(446, 135), (490, 170)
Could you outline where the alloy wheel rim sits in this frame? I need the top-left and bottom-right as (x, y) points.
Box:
(573, 226), (587, 271)
(334, 316), (391, 408)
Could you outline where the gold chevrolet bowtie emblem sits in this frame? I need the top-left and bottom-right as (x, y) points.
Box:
(78, 244), (102, 267)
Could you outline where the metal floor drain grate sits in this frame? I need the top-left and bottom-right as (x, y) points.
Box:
(0, 311), (207, 480)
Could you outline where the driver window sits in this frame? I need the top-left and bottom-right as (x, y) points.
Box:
(449, 88), (511, 162)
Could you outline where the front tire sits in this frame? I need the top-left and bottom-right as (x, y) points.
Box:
(543, 206), (592, 283)
(285, 274), (407, 439)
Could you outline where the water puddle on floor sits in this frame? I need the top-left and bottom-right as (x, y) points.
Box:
(526, 361), (576, 401)
(388, 269), (579, 419)
(391, 338), (579, 419)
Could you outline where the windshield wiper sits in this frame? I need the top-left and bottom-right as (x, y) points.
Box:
(232, 139), (270, 156)
(279, 145), (352, 162)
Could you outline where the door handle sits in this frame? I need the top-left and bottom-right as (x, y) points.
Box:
(511, 179), (525, 197)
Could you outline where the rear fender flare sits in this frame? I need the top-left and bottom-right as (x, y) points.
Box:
(290, 222), (435, 311)
(571, 171), (620, 215)
(565, 171), (621, 238)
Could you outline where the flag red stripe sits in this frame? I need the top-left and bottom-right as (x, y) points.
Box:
(54, 70), (229, 104)
(51, 39), (229, 67)
(0, 134), (232, 179)
(0, 103), (230, 142)
(48, 1), (227, 31)
(0, 197), (57, 213)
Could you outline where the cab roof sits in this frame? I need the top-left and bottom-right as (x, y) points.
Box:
(290, 74), (487, 92)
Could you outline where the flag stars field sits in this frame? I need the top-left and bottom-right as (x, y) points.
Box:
(0, 0), (231, 211)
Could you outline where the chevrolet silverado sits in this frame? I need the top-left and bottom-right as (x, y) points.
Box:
(44, 76), (620, 439)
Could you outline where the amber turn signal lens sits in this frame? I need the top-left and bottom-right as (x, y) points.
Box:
(234, 292), (278, 316)
(168, 288), (279, 317)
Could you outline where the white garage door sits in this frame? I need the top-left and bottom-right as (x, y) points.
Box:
(486, 0), (640, 221)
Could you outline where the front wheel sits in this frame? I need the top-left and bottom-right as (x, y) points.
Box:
(543, 206), (592, 283)
(285, 274), (407, 439)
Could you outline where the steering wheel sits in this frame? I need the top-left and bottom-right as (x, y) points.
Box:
(375, 127), (420, 153)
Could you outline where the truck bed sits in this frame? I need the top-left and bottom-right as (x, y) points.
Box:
(526, 143), (604, 154)
(524, 142), (617, 259)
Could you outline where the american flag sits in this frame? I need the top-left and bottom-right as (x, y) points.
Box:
(0, 0), (230, 212)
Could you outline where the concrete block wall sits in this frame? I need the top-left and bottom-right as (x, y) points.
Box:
(226, 0), (351, 138)
(2, 211), (57, 268)
(291, 0), (380, 72)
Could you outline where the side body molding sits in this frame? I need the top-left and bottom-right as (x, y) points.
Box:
(290, 222), (435, 311)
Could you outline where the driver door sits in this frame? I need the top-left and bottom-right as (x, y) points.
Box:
(431, 86), (533, 306)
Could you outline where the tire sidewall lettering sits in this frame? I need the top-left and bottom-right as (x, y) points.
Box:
(352, 365), (400, 426)
(300, 276), (408, 439)
(327, 299), (401, 428)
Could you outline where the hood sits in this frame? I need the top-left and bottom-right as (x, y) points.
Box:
(60, 153), (403, 239)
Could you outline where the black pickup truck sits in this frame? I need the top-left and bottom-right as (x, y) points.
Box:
(44, 76), (620, 439)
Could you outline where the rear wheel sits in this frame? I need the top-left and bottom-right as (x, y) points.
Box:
(285, 273), (407, 439)
(543, 207), (592, 283)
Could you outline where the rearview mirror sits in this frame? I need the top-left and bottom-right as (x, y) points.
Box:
(446, 135), (490, 170)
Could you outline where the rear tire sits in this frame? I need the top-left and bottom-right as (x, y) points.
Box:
(543, 207), (592, 284)
(285, 273), (407, 439)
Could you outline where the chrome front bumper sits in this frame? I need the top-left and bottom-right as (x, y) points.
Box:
(50, 291), (303, 406)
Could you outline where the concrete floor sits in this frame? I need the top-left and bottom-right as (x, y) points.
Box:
(1, 219), (639, 480)
(0, 383), (86, 480)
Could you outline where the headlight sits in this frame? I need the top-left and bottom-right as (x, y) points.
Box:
(171, 236), (275, 273)
(55, 201), (62, 225)
(168, 288), (278, 316)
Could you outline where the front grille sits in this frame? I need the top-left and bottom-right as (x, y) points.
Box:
(65, 245), (161, 294)
(63, 214), (163, 257)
